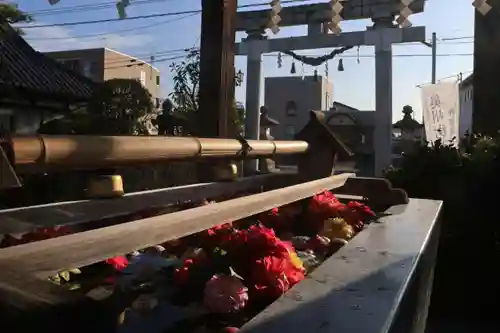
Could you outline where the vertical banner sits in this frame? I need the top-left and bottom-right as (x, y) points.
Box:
(421, 82), (460, 145)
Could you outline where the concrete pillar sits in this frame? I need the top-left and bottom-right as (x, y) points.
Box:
(243, 42), (262, 174)
(373, 27), (394, 177)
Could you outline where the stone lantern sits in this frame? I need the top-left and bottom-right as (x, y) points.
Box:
(259, 105), (280, 172)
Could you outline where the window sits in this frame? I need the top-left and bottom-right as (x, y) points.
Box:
(285, 125), (295, 139)
(61, 59), (81, 72)
(156, 75), (160, 86)
(89, 61), (99, 75)
(82, 61), (91, 78)
(285, 100), (297, 116)
(140, 71), (146, 86)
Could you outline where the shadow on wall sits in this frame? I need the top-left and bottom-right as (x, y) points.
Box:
(241, 257), (421, 333)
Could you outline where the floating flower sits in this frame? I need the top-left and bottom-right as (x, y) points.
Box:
(244, 224), (293, 259)
(347, 201), (375, 218)
(307, 191), (347, 230)
(250, 255), (305, 298)
(306, 234), (331, 253)
(202, 223), (235, 250)
(173, 258), (196, 286)
(320, 218), (354, 241)
(105, 256), (129, 270)
(203, 274), (249, 313)
(287, 249), (304, 270)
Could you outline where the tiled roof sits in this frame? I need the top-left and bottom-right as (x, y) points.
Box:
(0, 22), (95, 101)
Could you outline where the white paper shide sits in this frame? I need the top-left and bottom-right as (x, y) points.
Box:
(421, 82), (460, 145)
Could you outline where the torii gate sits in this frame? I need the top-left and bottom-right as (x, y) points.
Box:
(235, 0), (426, 176)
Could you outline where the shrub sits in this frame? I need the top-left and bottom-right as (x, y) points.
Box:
(385, 135), (500, 319)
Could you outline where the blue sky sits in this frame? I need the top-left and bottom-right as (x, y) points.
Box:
(16, 0), (474, 122)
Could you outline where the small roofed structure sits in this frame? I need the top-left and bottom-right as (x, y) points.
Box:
(295, 111), (353, 180)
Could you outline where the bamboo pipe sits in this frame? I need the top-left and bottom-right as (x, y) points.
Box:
(7, 135), (308, 170)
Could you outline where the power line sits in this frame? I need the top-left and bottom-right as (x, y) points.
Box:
(441, 36), (473, 41)
(104, 54), (187, 70)
(17, 0), (310, 29)
(103, 48), (196, 67)
(28, 0), (175, 17)
(416, 70), (473, 87)
(19, 9), (201, 29)
(25, 12), (199, 41)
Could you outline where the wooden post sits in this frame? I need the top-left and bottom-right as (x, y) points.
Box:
(198, 0), (237, 138)
(473, 3), (500, 135)
(198, 0), (238, 181)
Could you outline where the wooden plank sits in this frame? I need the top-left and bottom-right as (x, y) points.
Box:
(0, 173), (281, 234)
(239, 198), (442, 333)
(0, 173), (352, 275)
(0, 269), (118, 333)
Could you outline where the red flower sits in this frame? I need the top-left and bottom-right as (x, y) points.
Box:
(258, 207), (286, 230)
(347, 201), (375, 219)
(19, 226), (72, 244)
(307, 191), (347, 230)
(203, 222), (235, 250)
(337, 201), (375, 232)
(173, 258), (196, 286)
(105, 256), (129, 270)
(250, 255), (305, 298)
(244, 224), (292, 258)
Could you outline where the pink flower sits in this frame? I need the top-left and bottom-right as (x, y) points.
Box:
(203, 274), (249, 313)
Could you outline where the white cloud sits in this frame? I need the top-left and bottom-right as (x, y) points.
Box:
(22, 24), (153, 52)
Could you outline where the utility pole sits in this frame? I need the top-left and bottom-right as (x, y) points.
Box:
(421, 32), (437, 84)
(420, 32), (437, 131)
(431, 32), (437, 84)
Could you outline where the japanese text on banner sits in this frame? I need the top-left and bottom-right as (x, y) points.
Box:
(421, 82), (460, 146)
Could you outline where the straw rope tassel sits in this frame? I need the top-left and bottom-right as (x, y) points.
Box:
(268, 0), (282, 35)
(328, 0), (343, 35)
(396, 0), (413, 28)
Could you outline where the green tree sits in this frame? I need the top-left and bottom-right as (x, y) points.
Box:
(0, 4), (33, 35)
(88, 78), (154, 135)
(169, 49), (245, 136)
(40, 79), (154, 135)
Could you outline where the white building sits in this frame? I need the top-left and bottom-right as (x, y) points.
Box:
(459, 74), (473, 138)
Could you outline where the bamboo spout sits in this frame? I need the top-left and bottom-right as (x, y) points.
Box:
(8, 135), (308, 171)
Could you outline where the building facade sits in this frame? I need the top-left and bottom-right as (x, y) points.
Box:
(264, 75), (333, 140)
(458, 73), (473, 138)
(44, 48), (162, 104)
